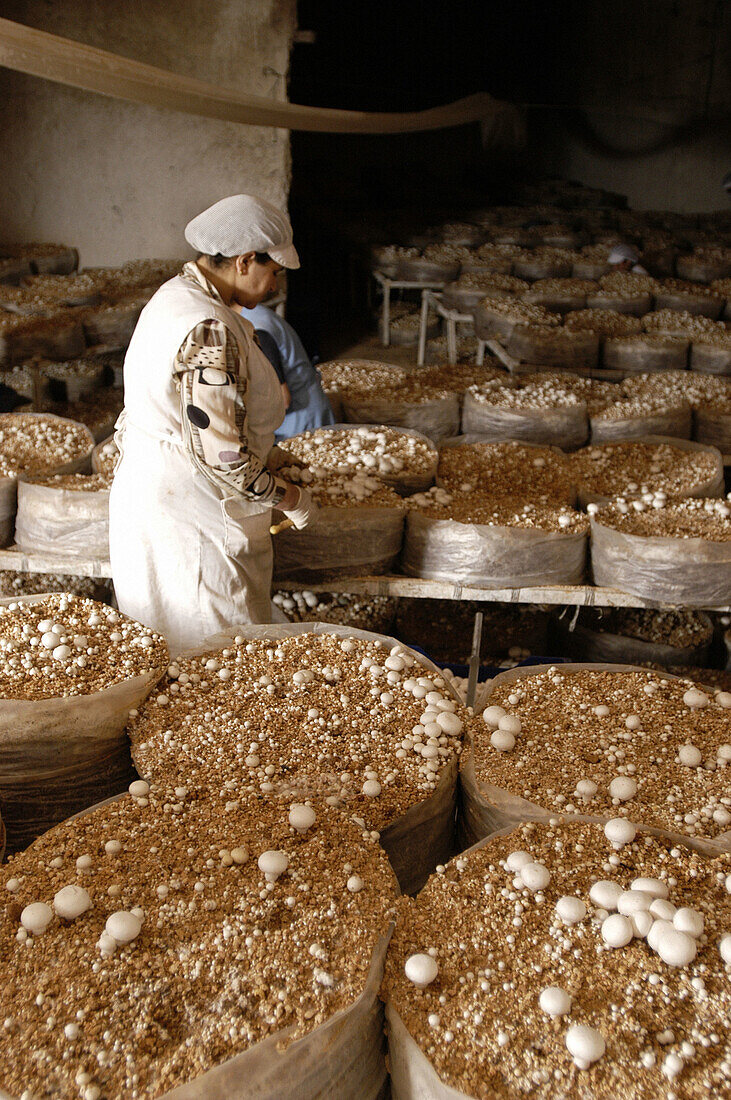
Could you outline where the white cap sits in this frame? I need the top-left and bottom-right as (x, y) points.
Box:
(608, 243), (640, 266)
(184, 194), (300, 269)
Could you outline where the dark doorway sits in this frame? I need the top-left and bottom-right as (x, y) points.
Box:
(286, 1), (561, 359)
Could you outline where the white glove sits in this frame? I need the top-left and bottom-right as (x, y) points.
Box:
(281, 486), (318, 530)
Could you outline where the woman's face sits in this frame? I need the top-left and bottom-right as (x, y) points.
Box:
(233, 255), (282, 309)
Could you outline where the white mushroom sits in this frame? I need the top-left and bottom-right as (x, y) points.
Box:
(566, 1024), (606, 1068)
(53, 885), (91, 921)
(539, 986), (572, 1016)
(20, 903), (53, 936)
(105, 911), (143, 945)
(257, 850), (289, 882)
(404, 953), (438, 988)
(288, 804), (316, 833)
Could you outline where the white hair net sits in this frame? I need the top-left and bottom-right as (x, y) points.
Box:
(608, 244), (640, 266)
(185, 194), (299, 269)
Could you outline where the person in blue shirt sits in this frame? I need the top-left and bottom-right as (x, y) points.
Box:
(241, 303), (335, 440)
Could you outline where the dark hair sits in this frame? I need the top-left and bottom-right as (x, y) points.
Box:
(203, 251), (271, 267)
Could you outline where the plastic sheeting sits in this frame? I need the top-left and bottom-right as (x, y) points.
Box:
(691, 342), (731, 375)
(586, 292), (652, 316)
(401, 511), (587, 587)
(273, 504), (405, 582)
(0, 16), (519, 136)
(590, 514), (731, 605)
(505, 328), (599, 370)
(0, 316), (86, 367)
(196, 622), (464, 896)
(602, 335), (689, 372)
(387, 1002), (475, 1100)
(14, 477), (110, 557)
(590, 402), (692, 443)
(81, 296), (146, 346)
(513, 257), (572, 281)
(576, 436), (725, 508)
(0, 414), (95, 547)
(458, 662), (731, 853)
(550, 611), (713, 668)
(653, 291), (724, 320)
(694, 408), (731, 453)
(380, 757), (458, 896)
(0, 481), (14, 546)
(461, 391), (589, 449)
(394, 259), (460, 283)
(343, 394), (461, 444)
(0, 742), (135, 854)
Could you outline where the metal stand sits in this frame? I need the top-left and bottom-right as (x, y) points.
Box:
(372, 271), (447, 347)
(417, 290), (475, 365)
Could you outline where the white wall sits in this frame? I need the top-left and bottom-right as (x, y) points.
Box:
(0, 0), (296, 264)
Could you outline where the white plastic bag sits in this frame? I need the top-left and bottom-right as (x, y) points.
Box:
(602, 334), (689, 372)
(0, 414), (95, 547)
(402, 511), (587, 587)
(387, 1002), (474, 1100)
(549, 609), (714, 668)
(0, 786), (395, 1100)
(385, 812), (729, 1100)
(273, 504), (405, 581)
(14, 476), (110, 557)
(157, 935), (393, 1100)
(590, 514), (731, 604)
(0, 593), (167, 852)
(694, 408), (731, 453)
(461, 391), (589, 449)
(590, 401), (692, 443)
(344, 394), (461, 443)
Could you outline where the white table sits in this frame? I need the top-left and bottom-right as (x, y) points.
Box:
(417, 289), (475, 365)
(372, 270), (447, 346)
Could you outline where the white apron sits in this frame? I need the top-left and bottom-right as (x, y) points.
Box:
(109, 275), (285, 655)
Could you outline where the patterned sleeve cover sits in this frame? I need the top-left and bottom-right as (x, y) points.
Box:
(175, 319), (287, 506)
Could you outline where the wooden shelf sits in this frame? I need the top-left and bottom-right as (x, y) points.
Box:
(1, 545), (727, 612)
(275, 574), (731, 613)
(0, 546), (112, 579)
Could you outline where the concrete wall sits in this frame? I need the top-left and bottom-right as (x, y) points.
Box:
(0, 0), (296, 264)
(529, 0), (731, 213)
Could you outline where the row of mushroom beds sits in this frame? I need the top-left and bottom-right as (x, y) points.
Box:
(367, 193), (731, 287)
(0, 595), (729, 1099)
(1, 407), (729, 606)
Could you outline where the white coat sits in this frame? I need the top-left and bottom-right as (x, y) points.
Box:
(109, 274), (285, 655)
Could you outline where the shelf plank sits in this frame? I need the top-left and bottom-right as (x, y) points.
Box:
(0, 546), (112, 578)
(275, 574), (731, 613)
(1, 545), (727, 612)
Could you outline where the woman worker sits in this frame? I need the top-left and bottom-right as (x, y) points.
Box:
(109, 194), (317, 654)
